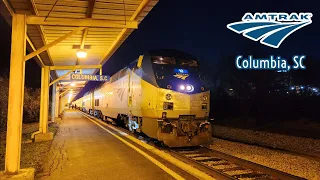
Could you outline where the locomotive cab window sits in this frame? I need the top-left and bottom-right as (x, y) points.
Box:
(94, 99), (99, 106)
(152, 56), (176, 65)
(179, 59), (199, 67)
(163, 102), (173, 110)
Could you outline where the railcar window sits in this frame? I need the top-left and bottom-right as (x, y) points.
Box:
(152, 56), (176, 65)
(94, 99), (99, 106)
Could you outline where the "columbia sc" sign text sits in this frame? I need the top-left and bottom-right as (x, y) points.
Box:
(70, 73), (110, 82)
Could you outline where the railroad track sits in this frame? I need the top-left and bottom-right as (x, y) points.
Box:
(82, 112), (305, 180)
(169, 147), (305, 180)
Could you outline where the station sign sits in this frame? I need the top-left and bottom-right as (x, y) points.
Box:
(70, 73), (110, 82)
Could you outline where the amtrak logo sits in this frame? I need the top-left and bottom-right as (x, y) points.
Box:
(173, 73), (189, 80)
(115, 88), (125, 102)
(227, 13), (313, 48)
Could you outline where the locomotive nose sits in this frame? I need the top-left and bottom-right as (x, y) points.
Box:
(181, 121), (198, 135)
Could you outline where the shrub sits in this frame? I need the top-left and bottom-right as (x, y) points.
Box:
(0, 76), (42, 131)
(24, 87), (41, 123)
(0, 77), (9, 131)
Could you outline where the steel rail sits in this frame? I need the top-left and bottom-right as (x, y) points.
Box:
(168, 149), (237, 180)
(198, 147), (305, 180)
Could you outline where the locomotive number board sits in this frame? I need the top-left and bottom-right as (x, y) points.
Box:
(179, 115), (196, 121)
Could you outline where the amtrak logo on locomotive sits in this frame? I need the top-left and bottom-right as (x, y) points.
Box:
(115, 88), (125, 102)
(173, 68), (189, 80)
(173, 73), (189, 80)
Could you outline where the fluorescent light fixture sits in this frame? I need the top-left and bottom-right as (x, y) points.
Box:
(76, 49), (87, 58)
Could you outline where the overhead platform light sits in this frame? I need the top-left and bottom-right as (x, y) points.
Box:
(76, 50), (87, 59)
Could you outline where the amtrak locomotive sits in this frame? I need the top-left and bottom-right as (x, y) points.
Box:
(73, 49), (212, 147)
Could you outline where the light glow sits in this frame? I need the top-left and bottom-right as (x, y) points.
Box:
(76, 50), (87, 58)
(70, 83), (75, 87)
(68, 93), (72, 103)
(179, 84), (194, 92)
(105, 92), (113, 95)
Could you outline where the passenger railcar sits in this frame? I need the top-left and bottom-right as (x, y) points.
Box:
(74, 96), (83, 111)
(73, 49), (212, 147)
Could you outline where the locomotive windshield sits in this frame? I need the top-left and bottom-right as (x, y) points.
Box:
(149, 49), (199, 68)
(179, 59), (198, 67)
(152, 56), (176, 65)
(151, 56), (199, 67)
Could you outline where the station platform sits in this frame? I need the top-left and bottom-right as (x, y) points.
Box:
(36, 110), (194, 180)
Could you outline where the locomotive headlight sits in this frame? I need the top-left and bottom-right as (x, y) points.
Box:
(165, 93), (172, 100)
(186, 85), (194, 92)
(179, 84), (194, 92)
(202, 95), (208, 101)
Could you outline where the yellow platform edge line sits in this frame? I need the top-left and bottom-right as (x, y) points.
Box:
(80, 111), (214, 180)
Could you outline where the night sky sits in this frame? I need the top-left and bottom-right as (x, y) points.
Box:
(0, 15), (41, 88)
(0, 0), (319, 92)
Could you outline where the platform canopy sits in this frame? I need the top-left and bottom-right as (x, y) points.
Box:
(0, 0), (158, 98)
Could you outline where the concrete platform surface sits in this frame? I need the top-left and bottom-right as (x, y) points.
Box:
(36, 111), (175, 180)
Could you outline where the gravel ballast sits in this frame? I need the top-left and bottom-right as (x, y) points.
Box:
(212, 125), (320, 157)
(0, 122), (58, 175)
(209, 137), (320, 179)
